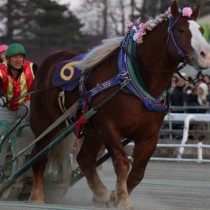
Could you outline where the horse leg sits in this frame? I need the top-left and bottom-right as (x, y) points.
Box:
(77, 135), (109, 203)
(105, 139), (132, 209)
(29, 155), (48, 203)
(71, 137), (83, 171)
(29, 129), (57, 203)
(96, 145), (105, 176)
(83, 126), (132, 209)
(127, 133), (159, 195)
(71, 137), (104, 174)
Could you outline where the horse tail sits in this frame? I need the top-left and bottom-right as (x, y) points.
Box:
(46, 132), (76, 174)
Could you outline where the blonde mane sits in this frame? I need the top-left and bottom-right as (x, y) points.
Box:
(77, 36), (123, 71)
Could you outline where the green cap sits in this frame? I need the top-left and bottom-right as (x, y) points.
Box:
(5, 43), (26, 58)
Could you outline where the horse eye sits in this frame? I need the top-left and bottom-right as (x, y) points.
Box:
(177, 27), (184, 33)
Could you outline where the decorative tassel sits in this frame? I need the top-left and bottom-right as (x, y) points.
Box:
(75, 114), (88, 140)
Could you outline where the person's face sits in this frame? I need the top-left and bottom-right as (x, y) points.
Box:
(8, 55), (24, 70)
(197, 87), (204, 95)
(177, 78), (186, 87)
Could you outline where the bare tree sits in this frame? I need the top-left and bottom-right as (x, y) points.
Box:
(73, 0), (208, 38)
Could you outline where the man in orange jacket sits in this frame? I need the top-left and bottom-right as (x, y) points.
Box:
(0, 43), (37, 126)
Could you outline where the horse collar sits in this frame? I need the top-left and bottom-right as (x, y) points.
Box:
(118, 33), (167, 112)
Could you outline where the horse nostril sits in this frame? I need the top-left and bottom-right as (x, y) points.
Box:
(200, 51), (206, 59)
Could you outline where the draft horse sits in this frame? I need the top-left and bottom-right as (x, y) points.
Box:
(29, 1), (210, 208)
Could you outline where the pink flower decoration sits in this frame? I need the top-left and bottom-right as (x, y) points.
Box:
(127, 22), (134, 31)
(135, 18), (141, 26)
(182, 7), (192, 17)
(141, 23), (147, 30)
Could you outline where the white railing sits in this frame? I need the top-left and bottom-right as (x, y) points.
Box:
(128, 111), (210, 163)
(152, 143), (210, 163)
(128, 142), (210, 163)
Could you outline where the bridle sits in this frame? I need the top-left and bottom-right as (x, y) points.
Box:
(167, 14), (200, 82)
(167, 14), (193, 66)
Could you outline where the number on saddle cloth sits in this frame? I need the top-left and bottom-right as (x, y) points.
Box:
(52, 53), (87, 91)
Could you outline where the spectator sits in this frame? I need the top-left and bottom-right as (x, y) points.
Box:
(0, 43), (37, 126)
(196, 72), (205, 84)
(0, 44), (8, 63)
(184, 83), (200, 113)
(169, 75), (178, 94)
(203, 74), (210, 85)
(206, 83), (210, 105)
(170, 72), (188, 110)
(169, 73), (188, 138)
(196, 82), (209, 110)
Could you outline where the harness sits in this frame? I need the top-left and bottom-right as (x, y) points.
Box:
(78, 14), (190, 115)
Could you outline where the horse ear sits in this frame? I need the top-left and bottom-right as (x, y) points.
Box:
(170, 1), (179, 18)
(192, 5), (200, 20)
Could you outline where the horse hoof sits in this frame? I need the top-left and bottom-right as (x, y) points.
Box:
(106, 191), (117, 208)
(29, 199), (45, 204)
(117, 199), (134, 210)
(92, 191), (110, 204)
(29, 196), (45, 204)
(92, 195), (109, 203)
(106, 191), (133, 209)
(107, 200), (134, 209)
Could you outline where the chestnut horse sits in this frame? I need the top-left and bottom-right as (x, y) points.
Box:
(29, 1), (210, 209)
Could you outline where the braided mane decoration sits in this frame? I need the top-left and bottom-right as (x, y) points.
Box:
(78, 6), (193, 70)
(129, 7), (193, 44)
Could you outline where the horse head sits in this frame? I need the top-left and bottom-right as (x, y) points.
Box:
(168, 1), (210, 70)
(131, 0), (210, 75)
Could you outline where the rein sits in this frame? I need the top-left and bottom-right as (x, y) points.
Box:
(0, 83), (69, 108)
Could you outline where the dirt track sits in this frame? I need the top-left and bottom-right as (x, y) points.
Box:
(0, 160), (210, 210)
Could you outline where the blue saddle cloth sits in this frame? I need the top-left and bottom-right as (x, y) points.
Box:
(52, 53), (86, 91)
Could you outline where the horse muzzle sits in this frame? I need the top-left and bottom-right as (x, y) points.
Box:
(197, 49), (210, 69)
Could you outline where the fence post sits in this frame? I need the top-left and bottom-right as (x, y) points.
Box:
(198, 142), (203, 163)
(177, 114), (195, 159)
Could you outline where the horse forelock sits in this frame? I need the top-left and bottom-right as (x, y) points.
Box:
(77, 37), (123, 71)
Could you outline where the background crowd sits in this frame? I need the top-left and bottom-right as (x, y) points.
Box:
(170, 71), (210, 113)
